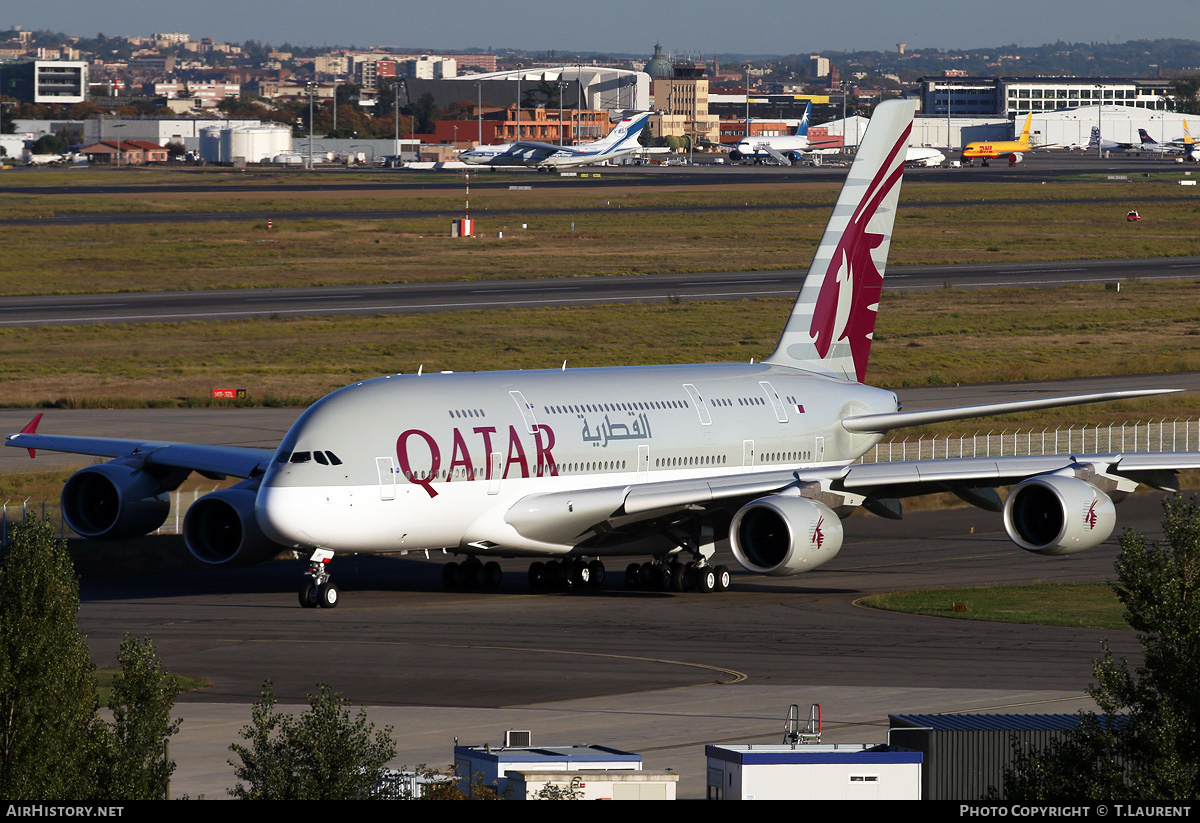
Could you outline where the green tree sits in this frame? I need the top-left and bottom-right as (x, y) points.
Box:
(31, 133), (67, 154)
(1171, 75), (1200, 115)
(0, 523), (181, 800)
(1001, 496), (1200, 800)
(0, 520), (104, 798)
(96, 635), (182, 799)
(229, 680), (396, 799)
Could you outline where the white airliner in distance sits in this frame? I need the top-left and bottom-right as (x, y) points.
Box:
(724, 102), (839, 164)
(905, 147), (946, 167)
(9, 99), (1200, 608)
(459, 112), (651, 169)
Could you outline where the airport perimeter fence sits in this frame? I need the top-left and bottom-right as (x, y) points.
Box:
(857, 418), (1200, 464)
(3, 419), (1198, 544)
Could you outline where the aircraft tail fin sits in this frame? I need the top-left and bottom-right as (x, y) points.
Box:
(1139, 129), (1157, 145)
(591, 112), (650, 152)
(1018, 113), (1033, 143)
(764, 99), (915, 382)
(793, 102), (812, 137)
(1184, 120), (1194, 144)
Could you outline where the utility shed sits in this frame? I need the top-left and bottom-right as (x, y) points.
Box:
(454, 742), (643, 798)
(889, 713), (1085, 800)
(705, 743), (922, 800)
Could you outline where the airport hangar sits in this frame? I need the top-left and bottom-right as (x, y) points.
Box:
(909, 105), (1197, 150)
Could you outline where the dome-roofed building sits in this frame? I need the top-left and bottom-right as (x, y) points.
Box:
(644, 42), (672, 81)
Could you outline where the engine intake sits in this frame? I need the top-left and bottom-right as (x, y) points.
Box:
(61, 463), (169, 540)
(184, 487), (281, 566)
(730, 496), (843, 576)
(1003, 475), (1115, 556)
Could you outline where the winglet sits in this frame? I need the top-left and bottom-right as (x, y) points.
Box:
(19, 413), (42, 458)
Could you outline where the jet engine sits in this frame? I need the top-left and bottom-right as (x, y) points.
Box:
(1009, 152), (1024, 165)
(1002, 475), (1115, 555)
(729, 495), (843, 576)
(183, 486), (280, 566)
(61, 463), (170, 540)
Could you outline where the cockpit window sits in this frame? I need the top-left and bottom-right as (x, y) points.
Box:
(275, 450), (292, 464)
(290, 452), (312, 464)
(326, 451), (343, 465)
(314, 451), (329, 465)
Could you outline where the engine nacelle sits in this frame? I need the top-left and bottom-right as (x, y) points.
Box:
(61, 463), (170, 540)
(1009, 152), (1024, 165)
(1003, 475), (1116, 556)
(729, 496), (843, 576)
(183, 487), (281, 566)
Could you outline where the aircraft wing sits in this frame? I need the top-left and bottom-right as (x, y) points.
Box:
(502, 448), (1200, 546)
(5, 428), (273, 479)
(514, 140), (578, 154)
(841, 389), (1177, 434)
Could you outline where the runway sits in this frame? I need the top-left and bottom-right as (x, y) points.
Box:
(3, 256), (1197, 328)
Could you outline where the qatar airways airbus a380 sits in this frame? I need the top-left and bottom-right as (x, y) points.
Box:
(8, 100), (1198, 608)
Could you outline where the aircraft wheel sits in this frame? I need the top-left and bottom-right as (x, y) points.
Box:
(669, 562), (687, 593)
(587, 560), (606, 588)
(638, 562), (656, 588)
(319, 581), (339, 608)
(714, 565), (731, 592)
(545, 560), (566, 588)
(528, 562), (546, 589)
(625, 563), (641, 589)
(568, 560), (589, 588)
(697, 567), (717, 593)
(462, 558), (485, 588)
(657, 564), (674, 590)
(483, 561), (503, 590)
(442, 562), (462, 590)
(299, 581), (319, 608)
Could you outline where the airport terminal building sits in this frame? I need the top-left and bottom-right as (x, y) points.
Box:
(921, 76), (1173, 117)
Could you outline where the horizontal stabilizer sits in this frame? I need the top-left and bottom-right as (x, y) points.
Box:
(841, 389), (1179, 434)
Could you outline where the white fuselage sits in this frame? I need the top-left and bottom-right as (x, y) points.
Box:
(459, 144), (631, 168)
(734, 135), (809, 158)
(255, 363), (897, 559)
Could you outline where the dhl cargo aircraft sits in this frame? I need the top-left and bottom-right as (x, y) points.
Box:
(9, 100), (1197, 608)
(961, 113), (1034, 165)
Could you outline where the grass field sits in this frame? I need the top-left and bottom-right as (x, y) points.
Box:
(1, 280), (1198, 412)
(4, 172), (1200, 296)
(860, 583), (1129, 630)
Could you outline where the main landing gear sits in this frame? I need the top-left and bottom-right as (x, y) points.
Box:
(299, 548), (339, 608)
(527, 558), (606, 591)
(442, 557), (504, 590)
(623, 559), (731, 593)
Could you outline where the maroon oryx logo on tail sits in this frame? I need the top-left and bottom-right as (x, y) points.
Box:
(808, 125), (911, 383)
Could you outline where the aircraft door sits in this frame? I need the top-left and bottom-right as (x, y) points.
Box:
(509, 390), (538, 434)
(683, 383), (712, 425)
(637, 445), (649, 482)
(742, 440), (755, 473)
(488, 452), (503, 494)
(760, 381), (788, 423)
(815, 436), (824, 463)
(376, 456), (396, 500)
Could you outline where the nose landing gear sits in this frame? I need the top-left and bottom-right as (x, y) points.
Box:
(299, 548), (339, 608)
